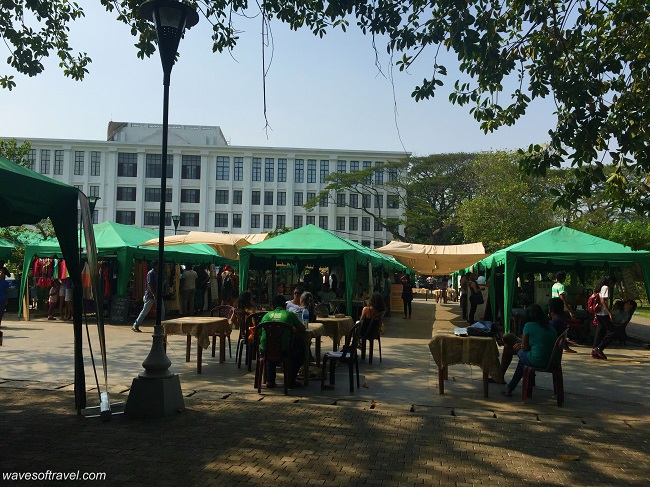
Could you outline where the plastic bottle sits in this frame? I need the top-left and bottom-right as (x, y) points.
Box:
(302, 306), (310, 329)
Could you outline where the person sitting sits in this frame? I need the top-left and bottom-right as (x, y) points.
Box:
(612, 299), (636, 326)
(549, 296), (576, 353)
(235, 290), (255, 315)
(286, 285), (305, 313)
(501, 303), (557, 397)
(317, 283), (336, 311)
(260, 294), (306, 388)
(358, 292), (386, 337)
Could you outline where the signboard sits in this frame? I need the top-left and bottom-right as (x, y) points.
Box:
(109, 295), (131, 325)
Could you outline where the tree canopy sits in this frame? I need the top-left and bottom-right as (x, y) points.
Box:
(3, 1), (649, 211)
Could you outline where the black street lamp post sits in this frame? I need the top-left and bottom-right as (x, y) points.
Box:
(172, 214), (180, 235)
(125, 0), (198, 418)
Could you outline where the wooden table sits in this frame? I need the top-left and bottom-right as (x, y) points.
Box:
(314, 316), (354, 351)
(162, 316), (230, 373)
(302, 323), (324, 386)
(428, 324), (502, 397)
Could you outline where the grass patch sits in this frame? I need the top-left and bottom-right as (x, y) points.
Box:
(635, 308), (650, 319)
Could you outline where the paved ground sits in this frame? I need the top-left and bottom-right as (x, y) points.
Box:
(1, 300), (649, 486)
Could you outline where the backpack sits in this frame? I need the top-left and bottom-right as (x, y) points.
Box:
(587, 292), (602, 313)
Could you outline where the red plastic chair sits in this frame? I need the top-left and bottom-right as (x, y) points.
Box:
(521, 330), (568, 407)
(321, 321), (362, 393)
(254, 321), (295, 395)
(360, 311), (385, 364)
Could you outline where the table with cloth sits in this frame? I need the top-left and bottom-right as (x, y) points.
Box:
(314, 316), (354, 351)
(428, 323), (502, 397)
(163, 316), (230, 373)
(329, 300), (365, 320)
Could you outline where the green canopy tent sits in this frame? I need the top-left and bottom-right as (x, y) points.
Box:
(0, 237), (14, 262)
(239, 225), (393, 315)
(471, 226), (650, 332)
(0, 156), (89, 412)
(20, 221), (232, 315)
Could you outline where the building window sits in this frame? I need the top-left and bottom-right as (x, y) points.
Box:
(294, 159), (304, 183)
(232, 214), (242, 228)
(319, 216), (328, 229)
(180, 212), (199, 227)
(278, 158), (287, 182)
(264, 191), (274, 206)
(319, 194), (329, 207)
(362, 239), (371, 247)
(74, 185), (84, 191)
(181, 189), (201, 203)
(263, 214), (273, 229)
(145, 154), (173, 178)
(264, 158), (274, 182)
(116, 210), (135, 225)
(337, 160), (346, 174)
(215, 213), (228, 227)
(144, 211), (171, 226)
(252, 157), (261, 181)
(307, 159), (316, 183)
(349, 217), (358, 231)
(53, 150), (63, 175)
(362, 194), (371, 209)
(233, 190), (242, 205)
(215, 190), (229, 204)
(374, 240), (384, 248)
(181, 155), (201, 179)
(74, 151), (84, 176)
(350, 161), (359, 172)
(234, 157), (243, 181)
(293, 215), (303, 228)
(89, 185), (100, 198)
(216, 156), (230, 180)
(374, 219), (382, 231)
(277, 214), (286, 228)
(251, 214), (260, 228)
(349, 194), (359, 209)
(362, 217), (370, 231)
(374, 163), (384, 184)
(375, 194), (384, 209)
(363, 161), (372, 183)
(294, 192), (303, 206)
(388, 168), (398, 182)
(251, 191), (261, 205)
(336, 193), (346, 207)
(118, 153), (138, 177)
(39, 149), (50, 174)
(307, 192), (316, 203)
(27, 149), (36, 171)
(144, 188), (172, 202)
(336, 217), (345, 231)
(387, 195), (399, 209)
(277, 191), (286, 206)
(306, 216), (315, 225)
(90, 151), (101, 176)
(320, 160), (329, 182)
(117, 187), (137, 201)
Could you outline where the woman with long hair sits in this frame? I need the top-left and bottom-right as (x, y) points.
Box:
(502, 303), (557, 397)
(359, 292), (386, 336)
(592, 275), (617, 359)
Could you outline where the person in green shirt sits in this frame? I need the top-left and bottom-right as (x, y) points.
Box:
(551, 271), (575, 320)
(259, 294), (306, 388)
(502, 303), (557, 397)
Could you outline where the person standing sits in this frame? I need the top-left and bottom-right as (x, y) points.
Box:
(549, 296), (576, 353)
(400, 274), (413, 319)
(459, 274), (469, 320)
(468, 273), (482, 324)
(551, 271), (575, 320)
(382, 272), (392, 317)
(437, 276), (448, 304)
(133, 261), (164, 332)
(0, 267), (10, 327)
(180, 264), (197, 315)
(48, 279), (60, 320)
(592, 276), (618, 359)
(194, 265), (209, 314)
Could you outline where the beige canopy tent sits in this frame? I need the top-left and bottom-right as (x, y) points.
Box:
(375, 241), (488, 275)
(141, 231), (268, 260)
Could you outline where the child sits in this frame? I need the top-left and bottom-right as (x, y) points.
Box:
(48, 280), (60, 320)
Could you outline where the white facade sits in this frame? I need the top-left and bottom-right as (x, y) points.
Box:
(8, 122), (407, 248)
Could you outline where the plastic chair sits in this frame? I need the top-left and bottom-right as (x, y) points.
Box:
(238, 311), (267, 370)
(360, 311), (385, 364)
(210, 305), (234, 358)
(521, 330), (568, 407)
(321, 321), (361, 393)
(315, 304), (329, 318)
(254, 321), (295, 395)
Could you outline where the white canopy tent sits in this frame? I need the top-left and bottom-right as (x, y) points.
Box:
(141, 232), (268, 261)
(375, 241), (488, 275)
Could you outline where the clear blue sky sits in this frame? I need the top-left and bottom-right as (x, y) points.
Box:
(0, 4), (556, 156)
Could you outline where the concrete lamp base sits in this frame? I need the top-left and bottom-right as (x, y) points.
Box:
(124, 375), (185, 418)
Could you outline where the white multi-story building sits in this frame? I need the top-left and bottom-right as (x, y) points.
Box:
(9, 122), (407, 247)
